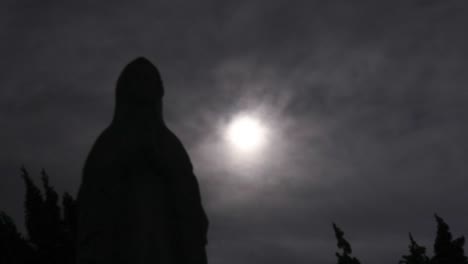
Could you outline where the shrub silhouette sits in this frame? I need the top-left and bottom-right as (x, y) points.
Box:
(333, 223), (361, 264)
(431, 214), (468, 264)
(400, 233), (430, 264)
(0, 211), (32, 264)
(22, 166), (46, 249)
(1, 167), (468, 263)
(0, 167), (77, 264)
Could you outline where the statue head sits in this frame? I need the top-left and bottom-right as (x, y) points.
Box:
(113, 57), (164, 123)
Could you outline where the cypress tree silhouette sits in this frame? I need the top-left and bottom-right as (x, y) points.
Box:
(40, 169), (62, 262)
(61, 192), (77, 264)
(431, 214), (468, 264)
(333, 223), (361, 264)
(62, 192), (77, 236)
(0, 211), (32, 264)
(21, 166), (46, 249)
(399, 233), (429, 264)
(20, 167), (77, 264)
(4, 168), (468, 263)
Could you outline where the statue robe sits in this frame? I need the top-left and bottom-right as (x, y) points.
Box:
(76, 57), (209, 264)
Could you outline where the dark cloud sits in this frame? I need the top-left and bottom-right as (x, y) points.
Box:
(2, 1), (468, 263)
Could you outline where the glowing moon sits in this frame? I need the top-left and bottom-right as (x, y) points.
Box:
(226, 115), (267, 152)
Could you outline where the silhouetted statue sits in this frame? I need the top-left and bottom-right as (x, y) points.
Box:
(76, 58), (209, 264)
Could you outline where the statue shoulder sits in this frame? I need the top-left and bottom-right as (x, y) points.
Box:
(161, 126), (194, 167)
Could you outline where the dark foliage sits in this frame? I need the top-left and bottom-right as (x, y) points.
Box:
(21, 166), (45, 248)
(431, 214), (468, 264)
(0, 167), (78, 264)
(333, 223), (361, 264)
(0, 212), (32, 264)
(400, 233), (430, 264)
(41, 169), (61, 244)
(38, 169), (63, 263)
(2, 166), (468, 263)
(61, 192), (77, 263)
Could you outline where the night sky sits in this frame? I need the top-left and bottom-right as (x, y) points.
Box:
(2, 1), (468, 263)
